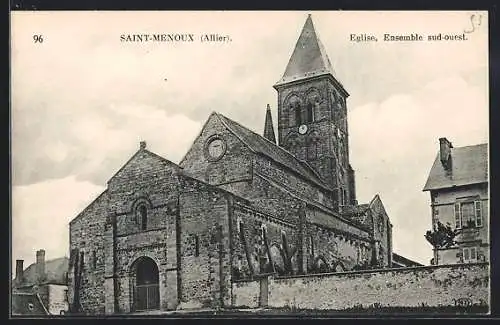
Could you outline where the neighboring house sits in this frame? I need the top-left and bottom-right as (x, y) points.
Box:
(11, 292), (49, 316)
(423, 138), (488, 265)
(391, 253), (423, 268)
(11, 250), (70, 316)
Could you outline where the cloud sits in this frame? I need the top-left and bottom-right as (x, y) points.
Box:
(12, 176), (106, 275)
(349, 74), (488, 264)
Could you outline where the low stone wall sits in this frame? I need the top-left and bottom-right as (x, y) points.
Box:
(232, 280), (260, 308)
(231, 263), (489, 311)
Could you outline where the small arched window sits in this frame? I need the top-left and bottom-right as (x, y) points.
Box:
(137, 204), (148, 230)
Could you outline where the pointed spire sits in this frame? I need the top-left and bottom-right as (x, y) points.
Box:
(275, 14), (336, 86)
(263, 104), (276, 144)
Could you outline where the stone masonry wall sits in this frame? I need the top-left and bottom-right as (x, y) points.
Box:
(247, 174), (303, 225)
(106, 149), (181, 313)
(305, 223), (372, 272)
(232, 204), (298, 279)
(180, 112), (253, 186)
(257, 263), (489, 310)
(68, 190), (108, 315)
(276, 77), (352, 204)
(47, 284), (69, 315)
(254, 155), (333, 209)
(232, 280), (260, 308)
(178, 176), (232, 308)
(368, 196), (392, 267)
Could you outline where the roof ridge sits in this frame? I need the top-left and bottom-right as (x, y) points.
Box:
(275, 15), (337, 86)
(107, 147), (180, 185)
(423, 142), (488, 191)
(451, 143), (488, 149)
(215, 112), (330, 189)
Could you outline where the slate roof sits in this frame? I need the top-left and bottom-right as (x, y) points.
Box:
(307, 210), (371, 239)
(11, 292), (49, 316)
(423, 143), (488, 191)
(14, 257), (69, 288)
(392, 253), (424, 267)
(215, 112), (330, 190)
(274, 14), (344, 92)
(342, 204), (370, 215)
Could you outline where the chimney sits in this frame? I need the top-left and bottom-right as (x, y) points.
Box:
(140, 141), (147, 150)
(36, 249), (46, 282)
(15, 260), (24, 284)
(439, 137), (453, 169)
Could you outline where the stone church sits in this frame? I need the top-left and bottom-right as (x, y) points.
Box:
(68, 15), (393, 314)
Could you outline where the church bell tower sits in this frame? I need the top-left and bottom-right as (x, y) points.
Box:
(273, 14), (356, 210)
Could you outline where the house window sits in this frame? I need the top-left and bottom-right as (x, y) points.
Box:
(454, 200), (483, 229)
(475, 201), (483, 227)
(463, 247), (477, 263)
(92, 250), (97, 269)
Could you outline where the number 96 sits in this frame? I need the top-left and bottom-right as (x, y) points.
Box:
(33, 35), (44, 43)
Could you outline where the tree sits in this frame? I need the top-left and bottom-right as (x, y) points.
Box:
(424, 221), (460, 265)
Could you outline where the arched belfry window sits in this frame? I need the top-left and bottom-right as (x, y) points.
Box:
(286, 94), (302, 127)
(306, 102), (314, 123)
(295, 104), (302, 126)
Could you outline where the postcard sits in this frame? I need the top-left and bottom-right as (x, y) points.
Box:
(10, 10), (489, 317)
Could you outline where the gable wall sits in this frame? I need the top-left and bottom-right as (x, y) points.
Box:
(180, 114), (253, 186)
(106, 151), (181, 312)
(369, 197), (392, 267)
(68, 191), (108, 314)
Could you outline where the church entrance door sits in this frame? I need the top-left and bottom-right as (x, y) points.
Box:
(133, 257), (159, 311)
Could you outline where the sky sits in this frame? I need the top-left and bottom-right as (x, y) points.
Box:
(11, 11), (488, 272)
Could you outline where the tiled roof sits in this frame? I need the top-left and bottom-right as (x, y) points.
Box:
(274, 15), (343, 90)
(11, 292), (49, 316)
(215, 113), (330, 190)
(423, 143), (488, 191)
(14, 257), (69, 288)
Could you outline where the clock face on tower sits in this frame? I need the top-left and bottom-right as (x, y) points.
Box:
(298, 124), (308, 135)
(205, 136), (227, 161)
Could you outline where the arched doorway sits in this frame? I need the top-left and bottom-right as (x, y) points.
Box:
(131, 257), (159, 311)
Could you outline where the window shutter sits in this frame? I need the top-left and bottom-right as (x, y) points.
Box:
(475, 200), (483, 227)
(454, 202), (462, 229)
(471, 247), (477, 261)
